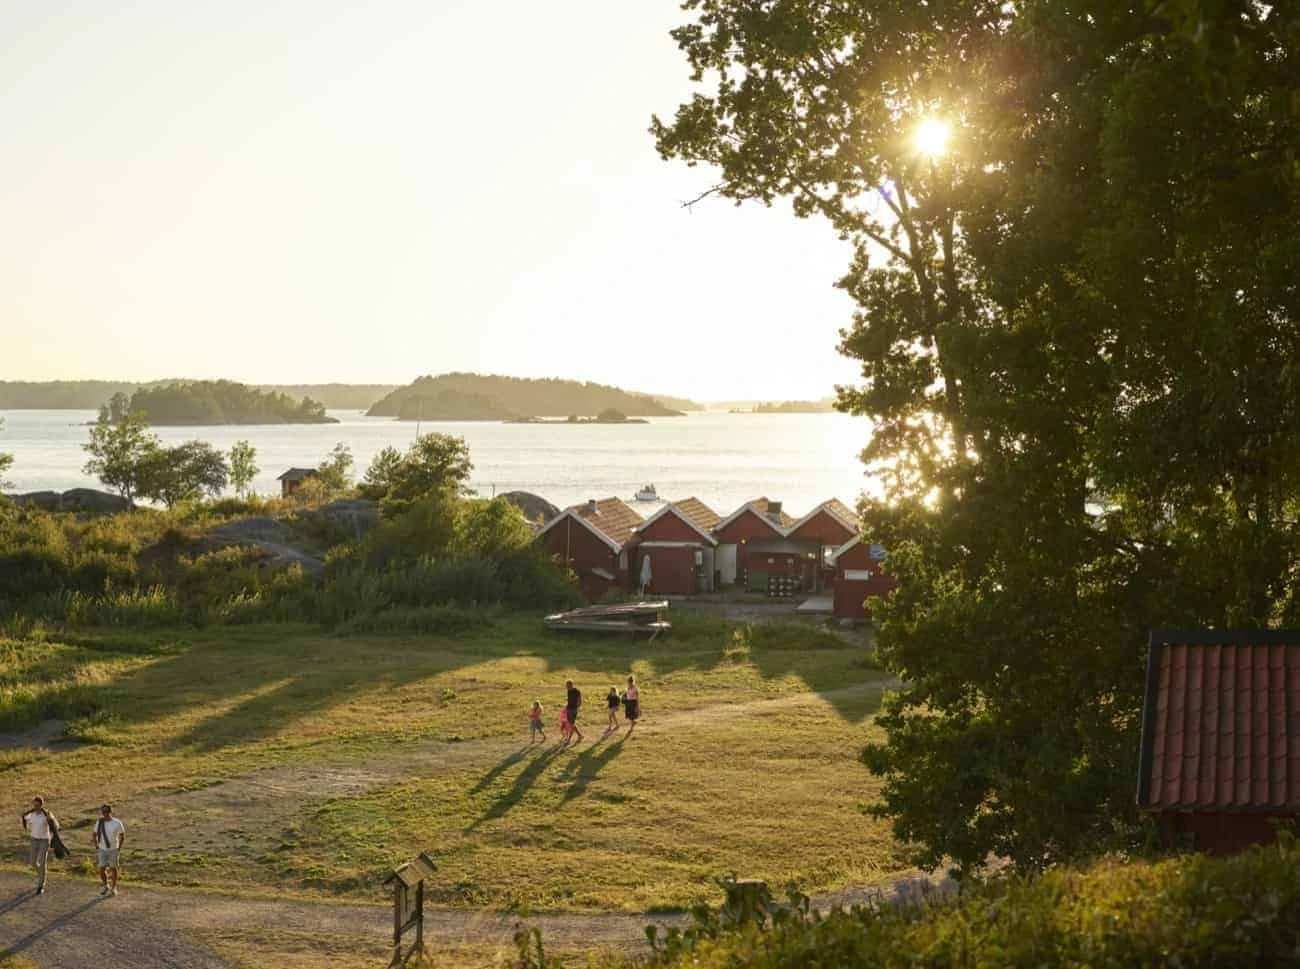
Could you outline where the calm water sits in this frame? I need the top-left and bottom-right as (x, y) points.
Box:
(0, 410), (873, 517)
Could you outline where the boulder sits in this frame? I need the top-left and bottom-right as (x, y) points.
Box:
(58, 489), (132, 513)
(313, 498), (380, 537)
(8, 491), (62, 511)
(500, 491), (560, 525)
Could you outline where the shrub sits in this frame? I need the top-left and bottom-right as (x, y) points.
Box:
(641, 839), (1300, 969)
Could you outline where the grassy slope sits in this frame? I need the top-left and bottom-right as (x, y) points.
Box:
(1, 614), (905, 913)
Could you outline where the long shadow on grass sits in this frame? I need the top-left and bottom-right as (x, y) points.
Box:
(557, 733), (627, 803)
(466, 744), (565, 831)
(27, 613), (882, 754)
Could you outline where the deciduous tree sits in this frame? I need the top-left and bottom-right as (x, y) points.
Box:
(137, 441), (230, 509)
(229, 440), (259, 498)
(658, 0), (1300, 873)
(82, 412), (159, 504)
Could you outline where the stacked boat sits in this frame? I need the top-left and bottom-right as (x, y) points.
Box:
(543, 600), (671, 638)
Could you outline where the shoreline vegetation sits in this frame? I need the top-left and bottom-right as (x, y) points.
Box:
(0, 379), (396, 411)
(100, 380), (338, 426)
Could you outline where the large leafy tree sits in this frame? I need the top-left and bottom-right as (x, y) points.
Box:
(137, 441), (230, 509)
(228, 440), (259, 498)
(657, 1), (1300, 872)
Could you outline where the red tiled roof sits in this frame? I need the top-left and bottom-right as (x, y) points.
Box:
(674, 497), (721, 534)
(748, 497), (794, 528)
(565, 497), (642, 548)
(1139, 630), (1300, 812)
(821, 498), (860, 530)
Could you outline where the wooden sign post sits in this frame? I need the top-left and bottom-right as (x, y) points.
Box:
(384, 852), (437, 966)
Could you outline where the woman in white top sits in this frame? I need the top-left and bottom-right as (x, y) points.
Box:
(623, 675), (641, 734)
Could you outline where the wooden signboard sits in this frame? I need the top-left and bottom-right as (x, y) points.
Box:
(383, 852), (437, 966)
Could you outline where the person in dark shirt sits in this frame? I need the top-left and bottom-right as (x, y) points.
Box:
(564, 679), (584, 744)
(606, 686), (621, 732)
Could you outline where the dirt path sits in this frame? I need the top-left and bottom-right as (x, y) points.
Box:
(0, 867), (948, 968)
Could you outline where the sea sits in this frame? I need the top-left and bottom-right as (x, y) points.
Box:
(0, 410), (874, 518)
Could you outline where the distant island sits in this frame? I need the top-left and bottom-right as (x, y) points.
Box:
(723, 398), (837, 413)
(507, 409), (647, 425)
(0, 379), (395, 410)
(116, 380), (338, 425)
(367, 373), (686, 421)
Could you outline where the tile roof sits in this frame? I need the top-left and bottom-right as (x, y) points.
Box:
(1139, 630), (1300, 812)
(748, 497), (795, 528)
(674, 497), (721, 534)
(276, 467), (318, 481)
(821, 498), (860, 529)
(566, 497), (642, 548)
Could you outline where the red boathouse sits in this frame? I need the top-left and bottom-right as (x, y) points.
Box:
(713, 497), (794, 589)
(535, 498), (642, 601)
(1138, 629), (1300, 854)
(628, 498), (720, 596)
(829, 536), (896, 619)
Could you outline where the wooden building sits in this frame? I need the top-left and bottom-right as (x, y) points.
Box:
(829, 536), (895, 619)
(628, 498), (720, 596)
(276, 467), (318, 498)
(535, 498), (642, 601)
(1137, 629), (1300, 854)
(785, 498), (861, 592)
(713, 498), (794, 588)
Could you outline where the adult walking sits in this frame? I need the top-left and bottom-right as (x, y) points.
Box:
(20, 795), (58, 895)
(94, 803), (126, 897)
(564, 679), (584, 744)
(623, 675), (641, 734)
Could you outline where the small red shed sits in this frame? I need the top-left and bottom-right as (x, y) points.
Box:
(277, 467), (318, 498)
(829, 536), (896, 619)
(713, 497), (794, 587)
(628, 498), (720, 596)
(535, 498), (642, 601)
(1137, 629), (1300, 854)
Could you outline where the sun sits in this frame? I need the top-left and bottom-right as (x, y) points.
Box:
(914, 118), (950, 158)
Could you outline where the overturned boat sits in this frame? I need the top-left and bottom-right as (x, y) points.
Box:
(543, 600), (670, 638)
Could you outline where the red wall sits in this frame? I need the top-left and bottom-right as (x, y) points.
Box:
(1170, 812), (1298, 855)
(716, 510), (786, 578)
(788, 510), (855, 547)
(833, 541), (896, 619)
(640, 512), (709, 544)
(537, 517), (625, 600)
(634, 546), (696, 596)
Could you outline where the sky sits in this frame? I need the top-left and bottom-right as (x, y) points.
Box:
(0, 1), (862, 402)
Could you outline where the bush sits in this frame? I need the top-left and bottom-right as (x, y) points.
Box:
(641, 839), (1300, 969)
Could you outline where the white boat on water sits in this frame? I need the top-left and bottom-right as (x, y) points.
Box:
(634, 484), (658, 502)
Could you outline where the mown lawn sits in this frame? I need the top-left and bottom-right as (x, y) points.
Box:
(0, 612), (906, 913)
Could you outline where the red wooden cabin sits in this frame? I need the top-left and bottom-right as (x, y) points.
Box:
(535, 498), (641, 601)
(712, 497), (794, 589)
(1138, 629), (1300, 854)
(628, 497), (720, 596)
(829, 536), (896, 619)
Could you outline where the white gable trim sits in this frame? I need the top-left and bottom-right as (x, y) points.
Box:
(788, 499), (859, 537)
(829, 534), (862, 566)
(635, 504), (718, 546)
(536, 509), (622, 553)
(714, 501), (789, 537)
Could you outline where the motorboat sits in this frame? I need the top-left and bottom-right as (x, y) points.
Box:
(634, 484), (658, 501)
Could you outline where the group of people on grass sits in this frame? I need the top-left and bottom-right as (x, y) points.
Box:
(528, 675), (641, 745)
(19, 797), (125, 898)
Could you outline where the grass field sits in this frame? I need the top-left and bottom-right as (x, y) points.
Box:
(0, 612), (906, 916)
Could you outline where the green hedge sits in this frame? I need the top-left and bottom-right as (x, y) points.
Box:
(641, 838), (1300, 968)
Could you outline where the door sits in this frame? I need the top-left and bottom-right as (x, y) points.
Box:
(717, 543), (738, 585)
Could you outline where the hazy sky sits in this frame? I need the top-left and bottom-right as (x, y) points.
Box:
(1, 1), (860, 401)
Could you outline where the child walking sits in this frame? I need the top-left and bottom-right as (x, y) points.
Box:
(528, 700), (546, 744)
(557, 705), (572, 744)
(606, 686), (621, 731)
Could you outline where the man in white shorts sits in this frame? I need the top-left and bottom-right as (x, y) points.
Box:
(93, 804), (125, 897)
(20, 795), (57, 895)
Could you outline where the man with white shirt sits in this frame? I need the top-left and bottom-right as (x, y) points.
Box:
(93, 804), (125, 897)
(20, 795), (57, 895)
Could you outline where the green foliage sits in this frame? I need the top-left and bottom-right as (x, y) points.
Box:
(316, 442), (354, 495)
(82, 411), (158, 503)
(659, 0), (1300, 873)
(96, 391), (131, 424)
(137, 440), (230, 509)
(385, 433), (474, 504)
(360, 445), (403, 499)
(126, 379), (335, 425)
(0, 417), (11, 490)
(228, 440), (258, 498)
(643, 839), (1300, 968)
